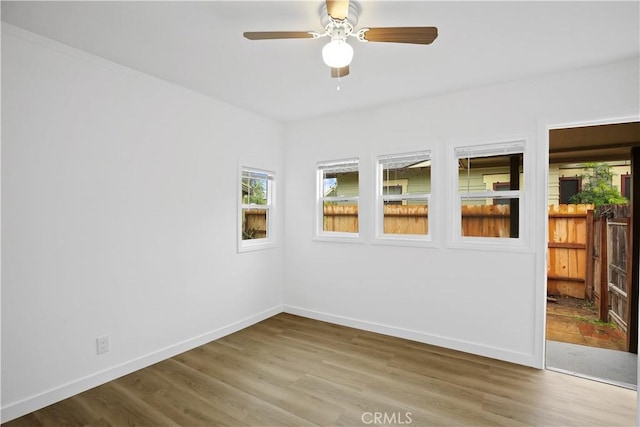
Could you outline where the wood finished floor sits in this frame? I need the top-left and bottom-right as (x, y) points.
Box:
(4, 313), (637, 427)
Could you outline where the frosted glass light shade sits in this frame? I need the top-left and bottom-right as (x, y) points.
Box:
(322, 39), (354, 68)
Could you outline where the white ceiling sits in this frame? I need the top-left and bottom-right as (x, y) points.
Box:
(2, 1), (639, 123)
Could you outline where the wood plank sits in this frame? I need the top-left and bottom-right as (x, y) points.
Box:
(600, 217), (609, 321)
(585, 209), (594, 300)
(3, 313), (636, 426)
(547, 242), (586, 249)
(547, 275), (584, 283)
(547, 213), (589, 218)
(547, 279), (586, 299)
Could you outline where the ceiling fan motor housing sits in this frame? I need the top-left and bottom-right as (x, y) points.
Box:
(320, 1), (359, 29)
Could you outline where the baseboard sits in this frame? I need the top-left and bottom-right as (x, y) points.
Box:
(1, 305), (283, 423)
(283, 304), (538, 368)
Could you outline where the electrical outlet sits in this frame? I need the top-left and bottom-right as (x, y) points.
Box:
(96, 335), (109, 355)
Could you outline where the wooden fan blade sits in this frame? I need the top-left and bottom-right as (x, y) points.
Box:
(326, 0), (350, 20)
(243, 31), (314, 40)
(331, 66), (350, 78)
(362, 27), (438, 45)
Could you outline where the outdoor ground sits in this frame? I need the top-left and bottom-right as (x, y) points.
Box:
(546, 296), (627, 351)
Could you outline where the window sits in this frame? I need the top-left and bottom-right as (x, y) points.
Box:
(455, 141), (524, 240)
(238, 166), (275, 252)
(376, 151), (431, 241)
(621, 174), (631, 200)
(317, 158), (359, 238)
(559, 177), (581, 204)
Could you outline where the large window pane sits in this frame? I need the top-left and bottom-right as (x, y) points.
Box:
(323, 201), (358, 233)
(458, 154), (523, 194)
(323, 170), (359, 198)
(242, 208), (268, 240)
(461, 198), (517, 238)
(242, 172), (269, 205)
(383, 199), (428, 235)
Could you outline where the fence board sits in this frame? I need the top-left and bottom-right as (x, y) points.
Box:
(547, 204), (592, 298)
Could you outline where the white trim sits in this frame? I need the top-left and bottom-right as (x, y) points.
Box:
(312, 234), (364, 244)
(322, 195), (359, 203)
(372, 234), (436, 248)
(455, 140), (526, 159)
(460, 190), (521, 199)
(283, 305), (539, 368)
(0, 305), (283, 423)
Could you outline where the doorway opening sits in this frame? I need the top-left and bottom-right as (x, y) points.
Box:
(545, 121), (640, 389)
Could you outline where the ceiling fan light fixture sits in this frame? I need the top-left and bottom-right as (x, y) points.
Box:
(243, 0), (439, 79)
(322, 39), (353, 68)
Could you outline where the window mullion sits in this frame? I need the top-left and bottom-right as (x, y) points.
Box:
(382, 193), (429, 202)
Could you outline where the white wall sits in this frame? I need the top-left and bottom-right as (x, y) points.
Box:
(1, 25), (284, 421)
(283, 57), (640, 368)
(2, 20), (639, 424)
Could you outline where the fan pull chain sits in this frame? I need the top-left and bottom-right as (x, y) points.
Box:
(336, 76), (341, 91)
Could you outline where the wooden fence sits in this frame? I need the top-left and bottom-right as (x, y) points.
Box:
(323, 204), (360, 233)
(547, 204), (593, 299)
(590, 204), (632, 331)
(460, 205), (511, 237)
(321, 204), (514, 237)
(245, 204), (595, 300)
(321, 205), (430, 234)
(383, 205), (428, 235)
(242, 208), (268, 239)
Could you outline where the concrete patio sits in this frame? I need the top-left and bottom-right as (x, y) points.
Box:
(546, 295), (636, 388)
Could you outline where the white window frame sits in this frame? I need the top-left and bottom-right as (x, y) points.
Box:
(451, 140), (530, 251)
(238, 166), (276, 253)
(315, 158), (361, 242)
(375, 150), (433, 246)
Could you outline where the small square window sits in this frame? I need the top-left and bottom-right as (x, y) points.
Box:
(559, 177), (582, 204)
(621, 174), (631, 200)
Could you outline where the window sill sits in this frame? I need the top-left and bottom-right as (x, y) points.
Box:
(313, 232), (363, 244)
(448, 236), (533, 253)
(238, 239), (278, 253)
(373, 235), (435, 248)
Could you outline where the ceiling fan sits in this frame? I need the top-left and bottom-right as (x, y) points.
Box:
(243, 0), (438, 78)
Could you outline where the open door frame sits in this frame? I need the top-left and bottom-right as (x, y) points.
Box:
(546, 119), (640, 354)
